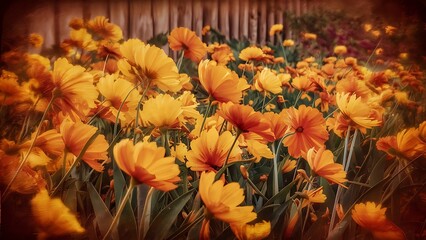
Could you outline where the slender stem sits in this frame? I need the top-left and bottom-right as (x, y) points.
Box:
(103, 179), (136, 240)
(2, 94), (55, 200)
(246, 177), (269, 201)
(133, 83), (150, 144)
(261, 92), (267, 113)
(18, 96), (41, 143)
(113, 83), (140, 138)
(140, 187), (154, 239)
(345, 129), (358, 172)
(223, 129), (242, 167)
(301, 180), (313, 234)
(293, 90), (302, 107)
(176, 50), (185, 70)
(272, 142), (279, 196)
(198, 101), (212, 136)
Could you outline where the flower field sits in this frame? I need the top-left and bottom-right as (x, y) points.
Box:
(1, 13), (425, 240)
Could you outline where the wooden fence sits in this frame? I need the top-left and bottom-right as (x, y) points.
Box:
(2, 0), (323, 51)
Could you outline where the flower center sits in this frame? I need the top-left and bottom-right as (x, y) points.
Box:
(296, 126), (304, 133)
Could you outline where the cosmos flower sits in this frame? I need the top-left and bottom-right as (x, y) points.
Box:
(282, 105), (328, 158)
(269, 24), (283, 36)
(198, 60), (249, 103)
(199, 171), (257, 239)
(305, 146), (347, 187)
(186, 128), (241, 171)
(230, 221), (271, 240)
(113, 139), (180, 191)
(168, 27), (207, 63)
(86, 16), (123, 41)
(31, 189), (85, 240)
(263, 111), (288, 141)
(239, 47), (264, 62)
(334, 45), (347, 55)
(254, 68), (282, 95)
(283, 39), (295, 47)
(139, 94), (183, 129)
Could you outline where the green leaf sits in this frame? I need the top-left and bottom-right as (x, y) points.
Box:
(87, 182), (117, 240)
(264, 180), (296, 206)
(144, 189), (194, 240)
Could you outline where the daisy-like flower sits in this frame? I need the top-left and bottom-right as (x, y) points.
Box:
(336, 74), (370, 100)
(0, 70), (28, 106)
(282, 105), (328, 158)
(86, 16), (123, 42)
(352, 202), (405, 240)
(305, 147), (347, 187)
(239, 46), (264, 62)
(96, 74), (139, 123)
(139, 94), (183, 129)
(68, 28), (97, 51)
(28, 33), (44, 48)
(263, 111), (288, 141)
(230, 221), (271, 240)
(168, 27), (207, 63)
(218, 102), (274, 142)
(283, 39), (295, 47)
(302, 33), (317, 40)
(113, 139), (180, 192)
(281, 159), (297, 173)
(376, 127), (424, 160)
(31, 189), (85, 240)
(198, 60), (249, 103)
(199, 171), (257, 239)
(334, 45), (347, 55)
(118, 39), (181, 92)
(301, 186), (327, 208)
(254, 68), (282, 95)
(51, 58), (98, 120)
(269, 24), (283, 36)
(60, 118), (109, 172)
(186, 128), (241, 171)
(336, 92), (381, 131)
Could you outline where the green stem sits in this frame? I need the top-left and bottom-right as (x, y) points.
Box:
(261, 92), (267, 113)
(103, 179), (136, 240)
(2, 94), (55, 201)
(223, 129), (242, 167)
(113, 83), (140, 138)
(293, 90), (302, 107)
(198, 101), (212, 136)
(176, 50), (185, 70)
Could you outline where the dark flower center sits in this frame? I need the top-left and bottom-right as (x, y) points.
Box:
(296, 126), (304, 133)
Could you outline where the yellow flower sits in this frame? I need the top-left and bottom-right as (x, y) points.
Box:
(336, 92), (381, 130)
(69, 28), (97, 51)
(0, 70), (27, 106)
(269, 24), (283, 36)
(199, 171), (257, 239)
(303, 33), (317, 40)
(28, 33), (44, 48)
(301, 187), (327, 208)
(186, 128), (241, 171)
(140, 94), (183, 129)
(239, 47), (264, 61)
(334, 45), (347, 55)
(305, 146), (347, 187)
(230, 221), (271, 240)
(60, 118), (109, 172)
(239, 133), (274, 162)
(385, 25), (397, 35)
(118, 39), (181, 92)
(113, 139), (180, 191)
(254, 68), (282, 95)
(86, 16), (123, 41)
(281, 159), (297, 173)
(352, 202), (405, 240)
(168, 27), (207, 63)
(31, 189), (85, 240)
(363, 23), (373, 32)
(198, 60), (249, 103)
(283, 39), (295, 47)
(171, 142), (188, 163)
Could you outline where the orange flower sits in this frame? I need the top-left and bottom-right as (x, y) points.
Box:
(336, 93), (381, 131)
(334, 45), (347, 55)
(28, 33), (44, 48)
(301, 186), (327, 208)
(281, 159), (297, 173)
(60, 119), (109, 172)
(239, 47), (264, 62)
(263, 111), (288, 141)
(283, 39), (295, 47)
(377, 128), (424, 160)
(218, 102), (274, 142)
(51, 58), (98, 120)
(269, 24), (283, 36)
(0, 70), (28, 106)
(198, 60), (249, 103)
(139, 94), (183, 129)
(113, 139), (180, 191)
(254, 68), (282, 95)
(230, 221), (271, 240)
(282, 105), (328, 158)
(118, 39), (181, 92)
(199, 171), (257, 239)
(168, 27), (207, 63)
(186, 128), (241, 171)
(31, 189), (85, 240)
(352, 202), (405, 240)
(86, 16), (123, 41)
(336, 74), (370, 100)
(305, 146), (347, 187)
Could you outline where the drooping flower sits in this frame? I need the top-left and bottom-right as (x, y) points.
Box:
(139, 94), (183, 129)
(218, 102), (274, 142)
(376, 127), (424, 160)
(305, 147), (347, 187)
(282, 159), (297, 173)
(118, 39), (181, 92)
(186, 128), (241, 171)
(238, 132), (274, 162)
(230, 221), (271, 240)
(198, 60), (249, 103)
(31, 189), (85, 240)
(0, 70), (28, 106)
(301, 186), (327, 208)
(86, 16), (123, 41)
(113, 139), (180, 191)
(352, 202), (405, 240)
(28, 33), (44, 48)
(51, 58), (99, 120)
(199, 171), (257, 239)
(168, 27), (207, 63)
(336, 75), (370, 101)
(239, 46), (264, 62)
(263, 111), (288, 141)
(60, 118), (109, 172)
(269, 24), (283, 36)
(282, 105), (328, 158)
(254, 68), (282, 95)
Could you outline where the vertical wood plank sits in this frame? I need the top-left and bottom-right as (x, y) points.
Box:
(258, 0), (267, 45)
(56, 0), (84, 43)
(248, 1), (258, 44)
(27, 3), (55, 53)
(301, 0), (308, 15)
(218, 0), (230, 38)
(203, 0), (218, 30)
(177, 1), (192, 29)
(169, 1), (179, 30)
(109, 0), (129, 39)
(129, 0), (153, 40)
(295, 0), (301, 17)
(239, 0), (249, 39)
(84, 0), (109, 19)
(286, 0), (295, 38)
(192, 0), (203, 37)
(267, 0), (275, 43)
(229, 0), (239, 40)
(152, 0), (169, 54)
